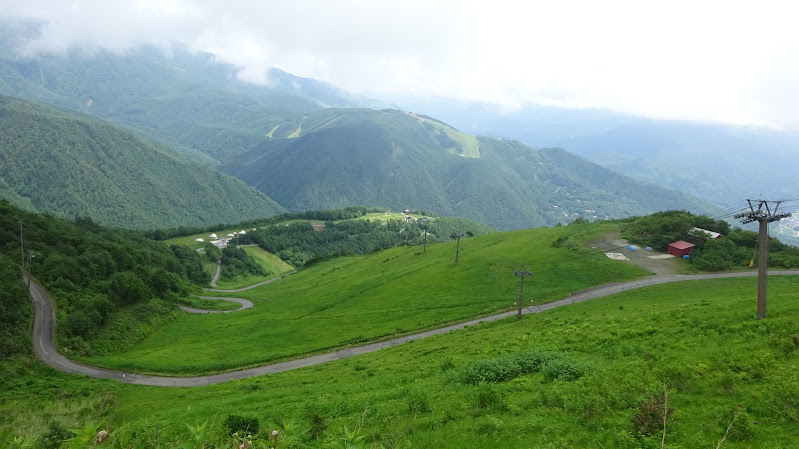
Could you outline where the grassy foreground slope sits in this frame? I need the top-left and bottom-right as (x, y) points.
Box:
(105, 276), (799, 448)
(86, 222), (647, 374)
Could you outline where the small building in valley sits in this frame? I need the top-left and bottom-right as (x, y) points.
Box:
(692, 227), (722, 239)
(667, 240), (696, 257)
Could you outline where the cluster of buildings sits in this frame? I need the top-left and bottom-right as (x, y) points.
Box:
(666, 227), (722, 258)
(194, 229), (253, 249)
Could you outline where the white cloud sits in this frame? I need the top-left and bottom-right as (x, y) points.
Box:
(3, 0), (799, 128)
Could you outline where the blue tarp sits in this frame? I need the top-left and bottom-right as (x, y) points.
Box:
(627, 245), (636, 251)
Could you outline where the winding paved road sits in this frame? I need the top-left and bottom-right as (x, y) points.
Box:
(27, 271), (799, 387)
(209, 259), (221, 287)
(178, 296), (254, 314)
(203, 271), (296, 293)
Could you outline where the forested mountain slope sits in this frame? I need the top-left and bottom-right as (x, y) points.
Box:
(0, 95), (285, 229)
(0, 20), (390, 160)
(224, 108), (722, 230)
(0, 200), (210, 357)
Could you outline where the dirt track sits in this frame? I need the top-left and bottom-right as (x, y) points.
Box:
(586, 230), (681, 276)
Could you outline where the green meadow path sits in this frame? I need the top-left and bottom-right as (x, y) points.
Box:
(27, 271), (799, 387)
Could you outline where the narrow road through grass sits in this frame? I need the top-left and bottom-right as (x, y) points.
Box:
(26, 270), (799, 387)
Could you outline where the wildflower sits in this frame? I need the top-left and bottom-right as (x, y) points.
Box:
(96, 430), (109, 444)
(271, 430), (279, 437)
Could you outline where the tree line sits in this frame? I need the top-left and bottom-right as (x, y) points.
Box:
(239, 215), (494, 268)
(620, 210), (799, 271)
(0, 200), (208, 357)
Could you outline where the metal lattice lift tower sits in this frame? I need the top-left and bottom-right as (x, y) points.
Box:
(734, 200), (792, 319)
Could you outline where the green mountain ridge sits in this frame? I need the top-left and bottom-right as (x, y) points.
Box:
(225, 108), (724, 230)
(0, 21), (725, 232)
(0, 20), (392, 160)
(0, 95), (285, 229)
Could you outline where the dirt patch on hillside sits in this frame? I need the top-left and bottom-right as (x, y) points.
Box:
(586, 230), (681, 276)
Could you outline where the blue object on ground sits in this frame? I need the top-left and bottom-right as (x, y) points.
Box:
(683, 255), (690, 259)
(627, 245), (636, 251)
(645, 246), (653, 251)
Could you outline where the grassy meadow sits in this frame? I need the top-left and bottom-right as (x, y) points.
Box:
(82, 223), (647, 374)
(210, 246), (294, 290)
(5, 276), (799, 448)
(112, 277), (799, 448)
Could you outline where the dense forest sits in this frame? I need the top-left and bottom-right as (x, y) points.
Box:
(0, 95), (286, 229)
(144, 206), (384, 240)
(621, 210), (799, 271)
(0, 200), (207, 357)
(0, 262), (31, 361)
(240, 214), (495, 268)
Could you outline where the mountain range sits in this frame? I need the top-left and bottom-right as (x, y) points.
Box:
(395, 96), (799, 209)
(0, 20), (733, 231)
(224, 108), (720, 230)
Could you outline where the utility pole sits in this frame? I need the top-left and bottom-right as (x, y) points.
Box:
(734, 199), (791, 319)
(451, 233), (464, 263)
(421, 217), (429, 252)
(514, 265), (533, 320)
(27, 250), (34, 287)
(19, 220), (24, 274)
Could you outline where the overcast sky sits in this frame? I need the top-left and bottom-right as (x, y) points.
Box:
(3, 0), (799, 129)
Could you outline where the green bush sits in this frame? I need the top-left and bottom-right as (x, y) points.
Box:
(473, 385), (507, 411)
(542, 358), (587, 382)
(39, 421), (74, 449)
(224, 414), (260, 436)
(403, 389), (431, 414)
(475, 416), (504, 436)
(715, 406), (757, 442)
(631, 390), (673, 437)
(458, 349), (558, 385)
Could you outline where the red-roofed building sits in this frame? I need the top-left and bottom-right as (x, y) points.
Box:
(667, 240), (696, 257)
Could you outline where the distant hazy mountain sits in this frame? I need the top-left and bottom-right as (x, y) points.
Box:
(395, 97), (799, 209)
(393, 96), (633, 146)
(0, 20), (392, 161)
(0, 95), (285, 229)
(224, 108), (722, 230)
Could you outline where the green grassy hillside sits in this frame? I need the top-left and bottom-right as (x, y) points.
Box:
(2, 205), (799, 447)
(0, 95), (285, 229)
(111, 276), (799, 448)
(4, 275), (799, 448)
(225, 108), (723, 231)
(85, 222), (646, 374)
